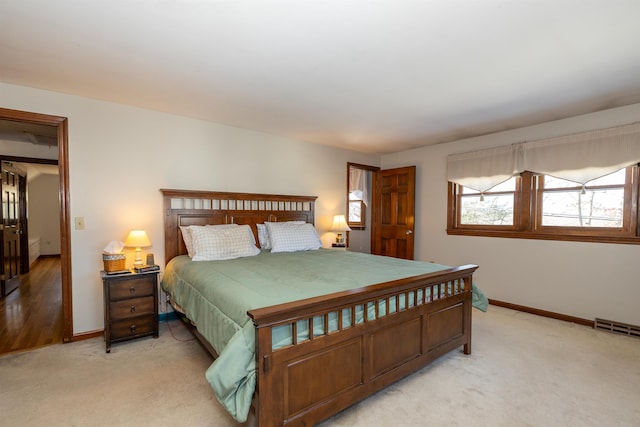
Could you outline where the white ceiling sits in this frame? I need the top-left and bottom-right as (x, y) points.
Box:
(2, 1), (640, 154)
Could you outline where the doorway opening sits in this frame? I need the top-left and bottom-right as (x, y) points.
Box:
(0, 107), (72, 350)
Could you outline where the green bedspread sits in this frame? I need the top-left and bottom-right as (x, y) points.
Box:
(161, 249), (487, 422)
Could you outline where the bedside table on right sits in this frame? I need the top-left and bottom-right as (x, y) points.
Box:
(101, 270), (159, 353)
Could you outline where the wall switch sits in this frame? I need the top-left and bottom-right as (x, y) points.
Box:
(74, 217), (85, 230)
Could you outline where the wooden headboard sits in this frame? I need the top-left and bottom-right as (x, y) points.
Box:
(160, 189), (317, 264)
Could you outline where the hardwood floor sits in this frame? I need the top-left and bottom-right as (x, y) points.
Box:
(0, 256), (62, 354)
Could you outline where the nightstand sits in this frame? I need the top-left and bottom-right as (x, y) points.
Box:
(101, 270), (159, 353)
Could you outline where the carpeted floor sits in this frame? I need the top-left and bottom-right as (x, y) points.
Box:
(1, 305), (638, 426)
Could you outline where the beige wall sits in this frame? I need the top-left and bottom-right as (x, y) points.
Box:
(27, 173), (61, 256)
(0, 82), (380, 335)
(381, 103), (640, 326)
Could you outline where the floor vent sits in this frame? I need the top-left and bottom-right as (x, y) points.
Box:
(594, 318), (640, 339)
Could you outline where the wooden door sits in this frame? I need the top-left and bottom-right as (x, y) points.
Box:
(371, 166), (416, 260)
(1, 162), (24, 296)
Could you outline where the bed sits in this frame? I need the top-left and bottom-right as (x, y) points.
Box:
(160, 189), (483, 427)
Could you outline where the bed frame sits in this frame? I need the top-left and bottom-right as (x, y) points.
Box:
(161, 189), (478, 427)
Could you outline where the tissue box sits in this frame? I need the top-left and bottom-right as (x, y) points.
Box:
(103, 253), (126, 272)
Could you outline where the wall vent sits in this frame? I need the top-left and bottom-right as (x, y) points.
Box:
(594, 318), (640, 339)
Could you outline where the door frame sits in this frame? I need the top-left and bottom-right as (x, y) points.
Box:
(346, 162), (380, 251)
(0, 107), (72, 343)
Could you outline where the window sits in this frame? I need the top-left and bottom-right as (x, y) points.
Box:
(347, 163), (377, 230)
(537, 169), (626, 228)
(348, 199), (366, 228)
(448, 166), (640, 244)
(458, 177), (517, 227)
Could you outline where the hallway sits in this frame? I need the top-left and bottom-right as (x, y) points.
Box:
(0, 256), (62, 354)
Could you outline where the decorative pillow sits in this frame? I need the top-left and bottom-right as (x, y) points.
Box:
(181, 224), (240, 259)
(265, 222), (322, 253)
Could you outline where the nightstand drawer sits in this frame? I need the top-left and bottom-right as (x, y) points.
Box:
(110, 296), (155, 320)
(110, 316), (156, 340)
(109, 277), (155, 300)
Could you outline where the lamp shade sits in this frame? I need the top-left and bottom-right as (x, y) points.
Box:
(124, 230), (152, 248)
(331, 214), (351, 232)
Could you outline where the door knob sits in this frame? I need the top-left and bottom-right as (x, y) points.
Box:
(406, 230), (413, 235)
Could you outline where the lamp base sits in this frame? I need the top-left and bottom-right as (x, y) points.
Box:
(133, 248), (144, 267)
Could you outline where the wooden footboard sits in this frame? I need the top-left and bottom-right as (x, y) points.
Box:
(248, 264), (478, 427)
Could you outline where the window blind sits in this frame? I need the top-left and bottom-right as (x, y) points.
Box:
(447, 122), (640, 192)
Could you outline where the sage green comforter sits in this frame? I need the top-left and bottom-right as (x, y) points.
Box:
(161, 249), (487, 422)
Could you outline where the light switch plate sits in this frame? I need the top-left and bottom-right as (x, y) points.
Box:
(74, 217), (85, 230)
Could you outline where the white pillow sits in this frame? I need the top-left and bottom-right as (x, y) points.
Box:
(256, 224), (270, 250)
(181, 224), (240, 259)
(180, 225), (198, 257)
(258, 221), (306, 250)
(265, 222), (321, 253)
(190, 224), (259, 261)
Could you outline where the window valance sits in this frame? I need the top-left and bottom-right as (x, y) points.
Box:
(447, 122), (640, 193)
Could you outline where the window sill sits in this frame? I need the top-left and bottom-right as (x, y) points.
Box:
(446, 228), (640, 245)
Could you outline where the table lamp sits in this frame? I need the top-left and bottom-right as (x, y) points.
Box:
(331, 214), (351, 247)
(124, 229), (151, 266)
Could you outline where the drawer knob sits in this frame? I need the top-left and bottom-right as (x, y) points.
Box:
(130, 305), (136, 313)
(129, 286), (136, 294)
(130, 325), (136, 333)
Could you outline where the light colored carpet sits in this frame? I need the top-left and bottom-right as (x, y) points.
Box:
(1, 306), (638, 426)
